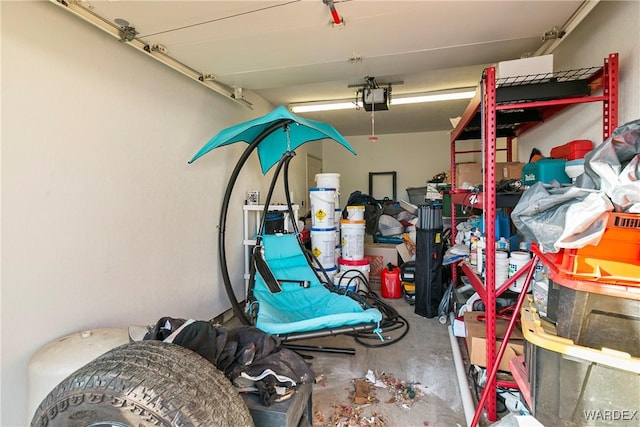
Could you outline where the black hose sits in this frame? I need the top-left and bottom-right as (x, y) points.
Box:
(332, 269), (410, 348)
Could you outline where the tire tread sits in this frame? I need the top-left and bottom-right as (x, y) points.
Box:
(31, 340), (254, 427)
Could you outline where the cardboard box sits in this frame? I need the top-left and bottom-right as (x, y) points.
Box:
(454, 162), (524, 187)
(497, 54), (553, 80)
(496, 162), (525, 181)
(464, 311), (524, 373)
(363, 243), (399, 288)
(395, 238), (416, 263)
(455, 162), (482, 187)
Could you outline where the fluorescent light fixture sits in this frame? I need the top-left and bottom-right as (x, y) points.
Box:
(391, 90), (476, 105)
(291, 100), (361, 113)
(290, 87), (476, 113)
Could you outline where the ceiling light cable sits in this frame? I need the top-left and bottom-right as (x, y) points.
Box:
(139, 0), (303, 38)
(369, 92), (378, 142)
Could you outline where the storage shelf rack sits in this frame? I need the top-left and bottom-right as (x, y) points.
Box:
(449, 53), (618, 425)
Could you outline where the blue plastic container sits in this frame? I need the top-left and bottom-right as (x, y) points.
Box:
(479, 210), (511, 238)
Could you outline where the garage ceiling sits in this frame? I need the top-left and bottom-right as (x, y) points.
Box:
(59, 0), (592, 136)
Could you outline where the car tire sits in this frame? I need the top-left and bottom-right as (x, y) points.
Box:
(30, 340), (254, 427)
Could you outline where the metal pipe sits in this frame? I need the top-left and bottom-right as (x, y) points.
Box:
(280, 324), (376, 341)
(449, 313), (475, 427)
(283, 344), (355, 355)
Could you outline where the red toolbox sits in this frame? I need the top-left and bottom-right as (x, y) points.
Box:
(550, 139), (593, 160)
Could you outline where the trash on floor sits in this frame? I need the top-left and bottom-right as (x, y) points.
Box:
(315, 403), (387, 427)
(354, 378), (376, 404)
(363, 370), (423, 408)
(313, 369), (426, 426)
(316, 373), (328, 387)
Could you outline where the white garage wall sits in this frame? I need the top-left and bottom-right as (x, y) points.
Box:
(517, 1), (640, 159)
(323, 131), (452, 203)
(0, 2), (317, 425)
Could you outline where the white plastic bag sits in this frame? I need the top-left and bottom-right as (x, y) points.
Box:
(511, 182), (607, 253)
(581, 118), (640, 212)
(554, 192), (613, 250)
(377, 214), (403, 236)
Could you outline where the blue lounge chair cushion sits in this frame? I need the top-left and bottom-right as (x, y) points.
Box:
(253, 234), (382, 335)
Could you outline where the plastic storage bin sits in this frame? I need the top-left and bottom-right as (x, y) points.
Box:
(521, 299), (640, 427)
(522, 158), (570, 186)
(406, 187), (427, 205)
(553, 280), (640, 358)
(550, 139), (593, 160)
(557, 212), (640, 282)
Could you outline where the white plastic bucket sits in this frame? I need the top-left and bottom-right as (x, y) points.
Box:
(334, 270), (364, 292)
(316, 265), (337, 283)
(347, 205), (365, 221)
(508, 251), (532, 292)
(310, 187), (336, 228)
(315, 173), (340, 208)
(338, 257), (370, 282)
(340, 220), (366, 260)
(495, 250), (509, 287)
(315, 173), (340, 190)
(311, 227), (336, 268)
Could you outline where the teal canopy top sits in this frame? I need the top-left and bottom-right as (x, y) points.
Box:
(189, 105), (356, 174)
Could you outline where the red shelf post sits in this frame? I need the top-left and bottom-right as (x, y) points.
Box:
(482, 66), (499, 421)
(603, 53), (619, 140)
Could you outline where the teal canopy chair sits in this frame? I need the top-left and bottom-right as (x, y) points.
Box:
(190, 107), (407, 353)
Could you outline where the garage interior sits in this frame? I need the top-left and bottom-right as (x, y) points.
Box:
(2, 1), (639, 426)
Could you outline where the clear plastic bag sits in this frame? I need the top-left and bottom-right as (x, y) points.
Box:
(581, 118), (640, 212)
(510, 182), (612, 253)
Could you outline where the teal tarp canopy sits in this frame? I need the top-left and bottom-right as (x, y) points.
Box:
(189, 105), (356, 174)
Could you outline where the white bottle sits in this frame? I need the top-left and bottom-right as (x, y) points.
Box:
(476, 237), (485, 274)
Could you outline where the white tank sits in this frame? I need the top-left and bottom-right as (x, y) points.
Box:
(27, 328), (130, 424)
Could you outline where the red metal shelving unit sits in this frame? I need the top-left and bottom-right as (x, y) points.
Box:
(449, 53), (619, 425)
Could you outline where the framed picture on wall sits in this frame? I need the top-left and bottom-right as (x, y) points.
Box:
(369, 171), (397, 202)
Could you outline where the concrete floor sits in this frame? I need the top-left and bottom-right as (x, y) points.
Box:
(286, 298), (469, 427)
